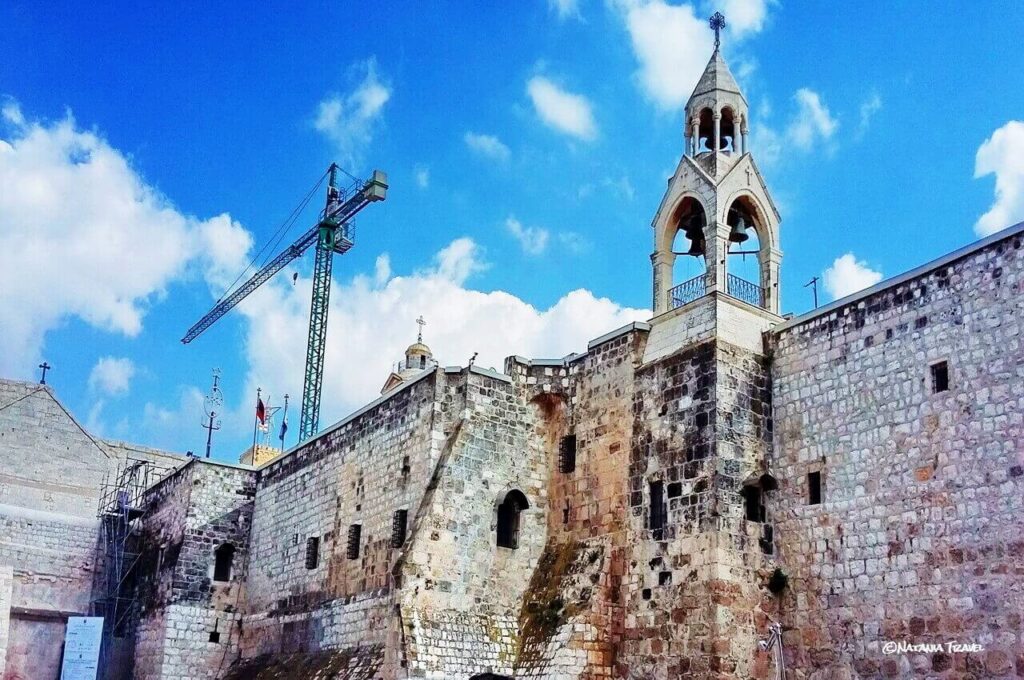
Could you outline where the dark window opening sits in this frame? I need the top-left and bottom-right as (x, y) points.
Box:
(213, 543), (234, 582)
(658, 571), (672, 586)
(559, 434), (577, 473)
(667, 481), (682, 498)
(391, 509), (408, 548)
(642, 587), (652, 600)
(401, 456), (411, 477)
(931, 361), (949, 393)
(562, 501), (570, 526)
(497, 489), (529, 549)
(420, 355), (426, 368)
(741, 485), (765, 522)
(649, 481), (666, 540)
(209, 631), (221, 644)
(305, 536), (320, 569)
(808, 471), (822, 505)
(346, 524), (362, 560)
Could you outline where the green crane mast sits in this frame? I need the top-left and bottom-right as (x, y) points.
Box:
(181, 164), (388, 443)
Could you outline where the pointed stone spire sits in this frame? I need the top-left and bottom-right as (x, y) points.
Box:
(689, 47), (746, 103)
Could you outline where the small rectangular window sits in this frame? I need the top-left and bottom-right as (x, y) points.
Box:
(558, 434), (577, 473)
(931, 361), (949, 393)
(305, 536), (320, 569)
(807, 471), (822, 505)
(649, 481), (666, 539)
(391, 509), (408, 548)
(346, 524), (361, 560)
(742, 486), (764, 522)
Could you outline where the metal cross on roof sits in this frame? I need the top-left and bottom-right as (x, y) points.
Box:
(38, 362), (51, 385)
(416, 315), (426, 343)
(710, 12), (726, 48)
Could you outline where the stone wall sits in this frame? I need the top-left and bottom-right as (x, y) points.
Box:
(237, 369), (441, 678)
(135, 461), (256, 680)
(771, 228), (1024, 678)
(0, 379), (181, 680)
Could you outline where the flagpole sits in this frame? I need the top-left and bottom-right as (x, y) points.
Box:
(280, 394), (289, 452)
(252, 387), (261, 455)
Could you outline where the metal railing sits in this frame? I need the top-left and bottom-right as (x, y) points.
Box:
(727, 273), (766, 309)
(668, 274), (706, 309)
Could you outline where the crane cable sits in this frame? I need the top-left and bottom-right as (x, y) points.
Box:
(214, 168), (331, 305)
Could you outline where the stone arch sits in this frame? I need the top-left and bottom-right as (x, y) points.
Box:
(721, 187), (777, 252)
(657, 191), (712, 255)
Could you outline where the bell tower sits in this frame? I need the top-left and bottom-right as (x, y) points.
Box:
(650, 12), (782, 319)
(624, 15), (786, 679)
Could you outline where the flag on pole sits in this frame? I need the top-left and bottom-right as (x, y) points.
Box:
(279, 414), (288, 442)
(256, 397), (266, 425)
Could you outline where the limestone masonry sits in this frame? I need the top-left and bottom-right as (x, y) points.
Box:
(1, 42), (1022, 680)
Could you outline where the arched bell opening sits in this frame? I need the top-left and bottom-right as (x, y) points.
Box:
(668, 197), (708, 309)
(724, 196), (767, 309)
(720, 107), (737, 153)
(696, 108), (714, 154)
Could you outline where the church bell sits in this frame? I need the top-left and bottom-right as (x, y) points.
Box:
(683, 214), (705, 257)
(728, 215), (750, 244)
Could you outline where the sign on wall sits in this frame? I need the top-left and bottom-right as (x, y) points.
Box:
(60, 616), (103, 680)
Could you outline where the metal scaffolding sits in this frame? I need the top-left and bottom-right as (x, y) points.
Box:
(92, 457), (174, 679)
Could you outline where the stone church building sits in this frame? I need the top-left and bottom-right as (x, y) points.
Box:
(2, 40), (1023, 680)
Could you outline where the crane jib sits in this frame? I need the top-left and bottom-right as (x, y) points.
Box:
(181, 165), (387, 447)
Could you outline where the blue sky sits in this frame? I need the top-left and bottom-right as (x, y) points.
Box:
(2, 1), (1022, 461)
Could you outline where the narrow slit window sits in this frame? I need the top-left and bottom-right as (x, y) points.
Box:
(649, 481), (666, 539)
(391, 509), (408, 548)
(346, 524), (362, 560)
(305, 536), (320, 569)
(213, 543), (234, 582)
(741, 485), (764, 522)
(559, 434), (577, 473)
(931, 361), (949, 393)
(807, 471), (822, 505)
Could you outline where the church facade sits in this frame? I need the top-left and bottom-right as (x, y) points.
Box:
(2, 37), (1023, 680)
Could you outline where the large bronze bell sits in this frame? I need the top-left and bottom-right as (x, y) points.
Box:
(683, 214), (705, 257)
(728, 215), (750, 243)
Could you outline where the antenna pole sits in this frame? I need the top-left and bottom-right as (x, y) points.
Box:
(804, 276), (820, 308)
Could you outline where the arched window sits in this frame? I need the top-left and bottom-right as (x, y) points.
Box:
(213, 543), (234, 582)
(720, 107), (736, 152)
(725, 197), (766, 309)
(668, 197), (708, 309)
(697, 108), (714, 153)
(496, 490), (529, 549)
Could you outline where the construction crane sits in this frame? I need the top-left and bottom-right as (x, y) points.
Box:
(182, 163), (388, 442)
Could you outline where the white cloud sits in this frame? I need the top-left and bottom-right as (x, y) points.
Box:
(613, 0), (771, 111)
(414, 165), (430, 189)
(823, 253), (883, 300)
(786, 88), (838, 151)
(505, 216), (551, 255)
(559, 231), (590, 254)
(753, 88), (838, 165)
(858, 91), (882, 137)
(228, 238), (649, 435)
(974, 120), (1024, 237)
(549, 0), (581, 20)
(464, 132), (511, 162)
(88, 356), (136, 396)
(526, 76), (598, 141)
(0, 103), (248, 378)
(313, 58), (391, 167)
(717, 0), (770, 36)
(141, 386), (206, 453)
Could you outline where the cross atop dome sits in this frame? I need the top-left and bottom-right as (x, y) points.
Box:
(709, 11), (726, 49)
